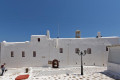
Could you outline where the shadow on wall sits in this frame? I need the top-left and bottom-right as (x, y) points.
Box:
(100, 70), (120, 80)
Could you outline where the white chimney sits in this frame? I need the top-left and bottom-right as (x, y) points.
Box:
(47, 30), (50, 39)
(97, 32), (101, 38)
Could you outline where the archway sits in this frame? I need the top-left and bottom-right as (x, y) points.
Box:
(52, 59), (59, 68)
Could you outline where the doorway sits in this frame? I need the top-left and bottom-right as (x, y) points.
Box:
(52, 59), (59, 68)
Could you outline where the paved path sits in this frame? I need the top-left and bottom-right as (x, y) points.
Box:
(0, 66), (120, 80)
(30, 66), (119, 80)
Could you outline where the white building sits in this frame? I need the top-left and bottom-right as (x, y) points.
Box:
(0, 30), (120, 68)
(107, 45), (120, 74)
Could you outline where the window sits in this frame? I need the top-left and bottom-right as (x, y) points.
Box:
(106, 47), (108, 51)
(48, 61), (52, 64)
(38, 38), (40, 42)
(22, 51), (25, 57)
(59, 48), (63, 53)
(11, 51), (14, 57)
(75, 48), (79, 53)
(87, 48), (91, 54)
(33, 51), (36, 57)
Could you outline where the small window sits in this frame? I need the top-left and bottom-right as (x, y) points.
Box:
(59, 48), (63, 53)
(48, 61), (52, 64)
(75, 48), (79, 53)
(106, 47), (108, 51)
(33, 51), (36, 57)
(22, 51), (25, 57)
(87, 48), (91, 54)
(11, 51), (14, 57)
(38, 38), (40, 42)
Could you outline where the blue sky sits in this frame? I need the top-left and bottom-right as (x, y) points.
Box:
(0, 0), (120, 42)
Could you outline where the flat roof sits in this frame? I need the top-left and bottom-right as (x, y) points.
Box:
(53, 36), (119, 39)
(107, 45), (120, 47)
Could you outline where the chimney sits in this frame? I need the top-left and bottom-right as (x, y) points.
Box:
(47, 30), (50, 39)
(96, 32), (102, 38)
(75, 30), (80, 38)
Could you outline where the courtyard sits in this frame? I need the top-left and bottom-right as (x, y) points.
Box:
(0, 66), (120, 80)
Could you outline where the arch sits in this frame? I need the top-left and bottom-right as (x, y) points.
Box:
(52, 59), (59, 68)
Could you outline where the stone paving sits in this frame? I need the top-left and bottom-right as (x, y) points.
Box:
(30, 66), (119, 80)
(0, 66), (120, 80)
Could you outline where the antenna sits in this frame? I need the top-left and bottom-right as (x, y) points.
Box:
(57, 24), (59, 38)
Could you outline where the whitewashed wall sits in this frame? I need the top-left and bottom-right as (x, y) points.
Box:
(108, 46), (120, 64)
(107, 62), (120, 75)
(54, 37), (119, 67)
(107, 46), (120, 74)
(0, 35), (120, 68)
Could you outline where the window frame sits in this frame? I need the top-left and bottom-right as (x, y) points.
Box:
(75, 48), (79, 53)
(106, 47), (108, 51)
(33, 51), (36, 57)
(87, 48), (91, 54)
(38, 38), (40, 42)
(22, 51), (25, 57)
(11, 51), (14, 57)
(59, 48), (63, 53)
